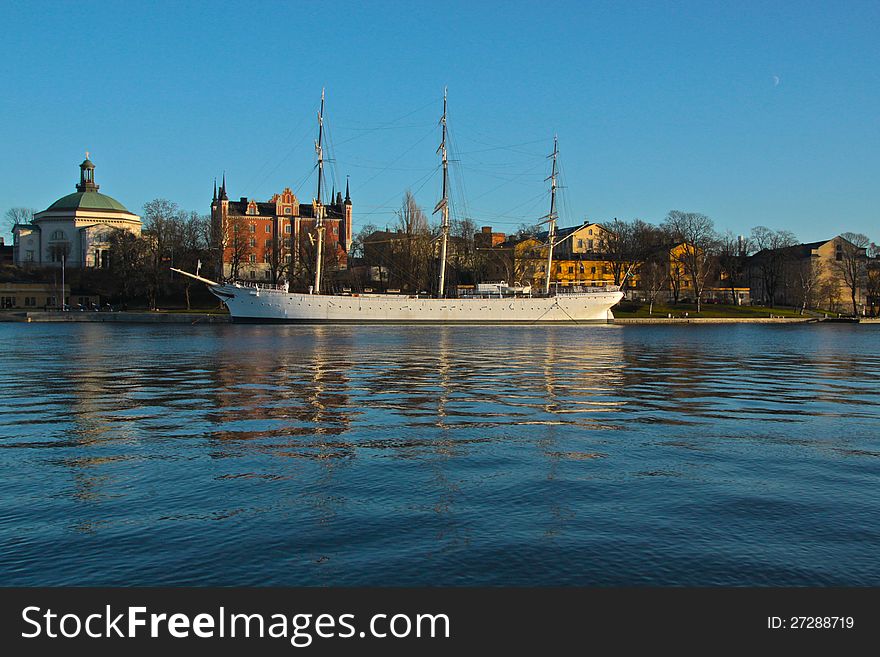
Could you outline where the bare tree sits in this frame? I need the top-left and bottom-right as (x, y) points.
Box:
(174, 212), (209, 309)
(392, 191), (433, 292)
(749, 226), (798, 306)
(662, 210), (719, 312)
(717, 232), (752, 303)
(866, 248), (879, 317)
(449, 215), (477, 286)
(639, 253), (670, 315)
(597, 219), (637, 287)
(833, 232), (870, 315)
(349, 223), (378, 260)
(789, 258), (824, 315)
(226, 214), (253, 282)
(142, 199), (182, 310)
(107, 228), (146, 310)
(4, 207), (36, 233)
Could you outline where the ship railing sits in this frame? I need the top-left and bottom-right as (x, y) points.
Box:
(231, 280), (289, 292)
(554, 285), (621, 295)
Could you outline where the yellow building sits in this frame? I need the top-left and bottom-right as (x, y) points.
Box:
(749, 235), (869, 311)
(478, 222), (618, 288)
(0, 282), (70, 309)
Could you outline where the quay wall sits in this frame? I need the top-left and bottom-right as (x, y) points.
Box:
(0, 311), (230, 324)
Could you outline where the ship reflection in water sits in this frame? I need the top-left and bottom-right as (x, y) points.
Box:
(1, 323), (879, 585)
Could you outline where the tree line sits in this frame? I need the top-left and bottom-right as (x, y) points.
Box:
(348, 198), (878, 316)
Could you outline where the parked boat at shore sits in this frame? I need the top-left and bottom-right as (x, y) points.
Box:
(174, 91), (623, 323)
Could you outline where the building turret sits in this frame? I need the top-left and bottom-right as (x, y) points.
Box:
(76, 156), (99, 192)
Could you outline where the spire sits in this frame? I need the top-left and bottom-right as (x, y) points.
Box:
(213, 178), (217, 201)
(220, 172), (228, 200)
(344, 175), (351, 204)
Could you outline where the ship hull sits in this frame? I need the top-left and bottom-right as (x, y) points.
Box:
(211, 285), (623, 324)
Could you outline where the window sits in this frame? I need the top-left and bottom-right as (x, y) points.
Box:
(265, 239), (272, 248)
(579, 264), (585, 272)
(263, 253), (271, 263)
(568, 266), (574, 274)
(577, 239), (583, 249)
(249, 224), (256, 233)
(264, 271), (271, 280)
(286, 237), (292, 247)
(47, 296), (56, 307)
(249, 270), (256, 279)
(25, 250), (34, 262)
(1, 297), (15, 308)
(285, 255), (292, 264)
(265, 225), (271, 233)
(284, 207), (292, 215)
(249, 254), (256, 264)
(591, 267), (596, 274)
(249, 238), (256, 247)
(284, 225), (291, 234)
(588, 239), (594, 250)
(51, 230), (66, 240)
(588, 229), (593, 236)
(24, 297), (35, 307)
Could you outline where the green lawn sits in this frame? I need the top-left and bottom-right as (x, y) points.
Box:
(613, 302), (809, 318)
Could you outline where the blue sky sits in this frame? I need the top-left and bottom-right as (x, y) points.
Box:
(2, 0), (877, 243)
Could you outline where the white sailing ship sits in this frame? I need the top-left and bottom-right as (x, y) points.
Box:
(175, 91), (623, 324)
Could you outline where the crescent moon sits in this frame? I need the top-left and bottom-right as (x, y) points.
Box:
(772, 75), (780, 87)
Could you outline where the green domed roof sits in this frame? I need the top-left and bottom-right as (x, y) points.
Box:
(45, 191), (133, 214)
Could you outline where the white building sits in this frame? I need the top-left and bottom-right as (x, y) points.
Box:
(13, 158), (141, 268)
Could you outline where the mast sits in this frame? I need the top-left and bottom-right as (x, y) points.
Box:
(313, 88), (326, 294)
(543, 136), (558, 296)
(435, 87), (450, 297)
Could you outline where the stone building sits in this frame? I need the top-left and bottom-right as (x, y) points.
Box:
(748, 235), (868, 311)
(12, 158), (142, 268)
(211, 176), (352, 283)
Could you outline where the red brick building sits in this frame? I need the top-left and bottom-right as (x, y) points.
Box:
(211, 176), (352, 285)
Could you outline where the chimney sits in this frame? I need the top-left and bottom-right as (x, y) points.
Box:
(482, 226), (492, 234)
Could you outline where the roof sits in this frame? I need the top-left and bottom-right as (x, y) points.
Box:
(226, 199), (346, 220)
(44, 191), (135, 214)
(752, 240), (828, 261)
(534, 222), (604, 243)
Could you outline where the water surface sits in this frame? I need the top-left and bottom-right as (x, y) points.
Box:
(1, 323), (878, 585)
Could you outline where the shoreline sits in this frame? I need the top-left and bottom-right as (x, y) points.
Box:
(0, 311), (230, 324)
(613, 316), (818, 324)
(1, 311), (875, 325)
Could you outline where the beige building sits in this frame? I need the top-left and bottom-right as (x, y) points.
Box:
(749, 235), (869, 311)
(0, 282), (69, 309)
(13, 158), (142, 269)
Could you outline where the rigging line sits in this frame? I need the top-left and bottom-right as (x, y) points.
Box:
(454, 137), (550, 156)
(245, 124), (315, 199)
(558, 160), (577, 226)
(333, 162), (436, 172)
(323, 118), (340, 197)
(332, 97), (439, 147)
(355, 166), (439, 222)
(241, 112), (313, 194)
(353, 124), (438, 193)
(447, 125), (472, 227)
(492, 189), (549, 223)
